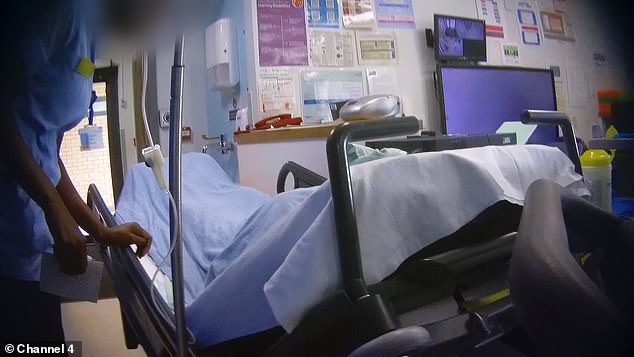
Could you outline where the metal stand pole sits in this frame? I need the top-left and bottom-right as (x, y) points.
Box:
(169, 31), (187, 357)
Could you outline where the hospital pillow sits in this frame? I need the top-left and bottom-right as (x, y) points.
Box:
(347, 143), (407, 166)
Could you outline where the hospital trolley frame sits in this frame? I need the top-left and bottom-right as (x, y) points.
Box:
(87, 159), (328, 356)
(88, 111), (581, 356)
(291, 111), (582, 355)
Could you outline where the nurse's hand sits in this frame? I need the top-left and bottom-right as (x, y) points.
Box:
(98, 223), (152, 258)
(46, 208), (88, 275)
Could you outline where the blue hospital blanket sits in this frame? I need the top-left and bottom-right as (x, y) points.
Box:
(115, 153), (272, 303)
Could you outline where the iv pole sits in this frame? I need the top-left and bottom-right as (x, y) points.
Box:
(168, 30), (188, 357)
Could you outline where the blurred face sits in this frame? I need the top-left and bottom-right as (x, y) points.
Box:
(105, 0), (167, 36)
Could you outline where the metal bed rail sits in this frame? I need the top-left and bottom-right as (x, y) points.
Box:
(326, 117), (422, 343)
(325, 112), (582, 345)
(87, 184), (196, 357)
(276, 161), (327, 194)
(327, 116), (422, 302)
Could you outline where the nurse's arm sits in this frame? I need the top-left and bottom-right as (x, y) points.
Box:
(0, 113), (88, 275)
(56, 159), (152, 258)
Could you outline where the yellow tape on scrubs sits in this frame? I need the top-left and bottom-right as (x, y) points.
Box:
(76, 57), (95, 79)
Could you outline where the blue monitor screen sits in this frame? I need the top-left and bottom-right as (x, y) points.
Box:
(439, 66), (558, 144)
(435, 15), (486, 61)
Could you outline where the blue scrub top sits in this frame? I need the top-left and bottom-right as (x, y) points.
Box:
(0, 0), (98, 281)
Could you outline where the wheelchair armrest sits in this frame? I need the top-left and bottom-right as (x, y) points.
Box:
(347, 326), (432, 357)
(276, 161), (327, 194)
(508, 179), (626, 356)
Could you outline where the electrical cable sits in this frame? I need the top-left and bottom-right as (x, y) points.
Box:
(141, 51), (154, 147)
(149, 191), (179, 319)
(149, 191), (196, 345)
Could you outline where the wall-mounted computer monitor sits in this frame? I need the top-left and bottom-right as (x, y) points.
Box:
(435, 14), (487, 62)
(437, 65), (558, 144)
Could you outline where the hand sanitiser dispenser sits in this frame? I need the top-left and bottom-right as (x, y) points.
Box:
(205, 18), (239, 92)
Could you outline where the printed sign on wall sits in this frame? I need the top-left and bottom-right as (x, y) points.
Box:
(307, 0), (340, 28)
(375, 0), (416, 29)
(257, 0), (309, 66)
(476, 0), (506, 39)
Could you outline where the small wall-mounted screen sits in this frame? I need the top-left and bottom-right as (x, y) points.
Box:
(435, 15), (487, 62)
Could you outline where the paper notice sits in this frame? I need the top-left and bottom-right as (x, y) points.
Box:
(257, 0), (309, 66)
(476, 0), (507, 39)
(356, 31), (399, 65)
(302, 70), (365, 123)
(307, 0), (341, 28)
(546, 61), (568, 111)
(516, 1), (542, 46)
(367, 67), (398, 95)
(540, 10), (576, 43)
(375, 0), (416, 29)
(259, 68), (297, 115)
(342, 0), (377, 28)
(501, 43), (521, 66)
(567, 67), (588, 108)
(309, 30), (355, 67)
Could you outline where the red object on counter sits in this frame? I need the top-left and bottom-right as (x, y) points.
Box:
(254, 114), (303, 130)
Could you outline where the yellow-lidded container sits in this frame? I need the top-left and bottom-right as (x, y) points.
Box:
(580, 150), (612, 211)
(606, 125), (619, 139)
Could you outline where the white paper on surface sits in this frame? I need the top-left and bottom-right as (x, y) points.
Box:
(40, 253), (103, 303)
(356, 31), (399, 65)
(309, 30), (355, 67)
(496, 121), (538, 145)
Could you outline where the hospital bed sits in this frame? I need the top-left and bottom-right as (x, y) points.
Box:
(88, 112), (584, 356)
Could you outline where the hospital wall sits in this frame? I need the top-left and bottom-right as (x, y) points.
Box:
(146, 1), (250, 181)
(147, 0), (629, 181)
(241, 0), (629, 138)
(155, 29), (209, 157)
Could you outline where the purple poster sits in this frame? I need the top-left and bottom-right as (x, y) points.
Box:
(257, 0), (309, 66)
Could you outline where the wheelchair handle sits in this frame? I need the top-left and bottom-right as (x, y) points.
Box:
(521, 110), (582, 175)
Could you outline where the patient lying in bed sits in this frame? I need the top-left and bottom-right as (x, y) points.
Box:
(116, 146), (586, 346)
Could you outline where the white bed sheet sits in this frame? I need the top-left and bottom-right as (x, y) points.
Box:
(186, 145), (587, 346)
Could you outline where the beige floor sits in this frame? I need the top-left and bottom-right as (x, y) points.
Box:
(61, 299), (147, 357)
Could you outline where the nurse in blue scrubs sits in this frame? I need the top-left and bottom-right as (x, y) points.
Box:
(0, 0), (161, 344)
